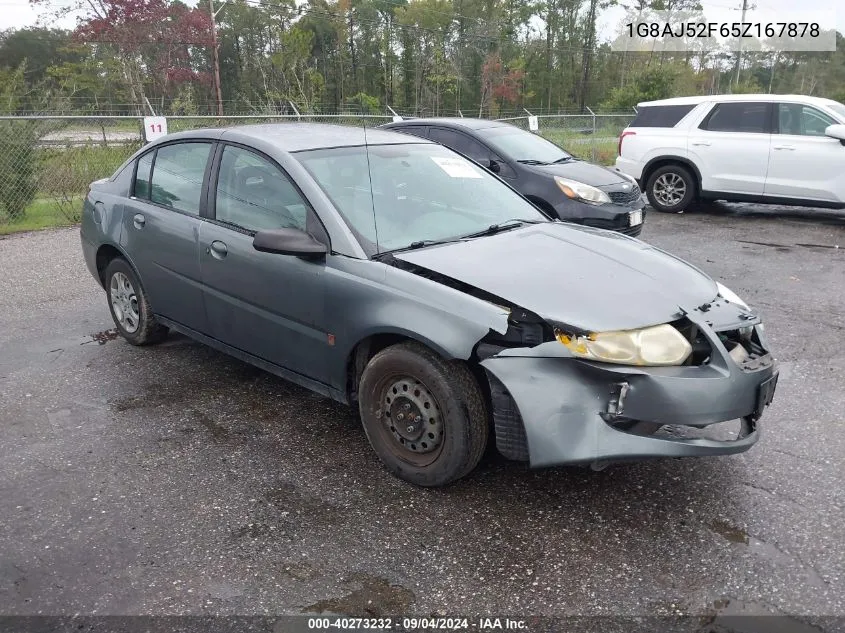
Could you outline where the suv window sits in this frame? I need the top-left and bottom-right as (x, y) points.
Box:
(215, 145), (310, 233)
(429, 128), (490, 163)
(630, 104), (695, 127)
(148, 142), (212, 214)
(700, 102), (769, 133)
(777, 103), (836, 136)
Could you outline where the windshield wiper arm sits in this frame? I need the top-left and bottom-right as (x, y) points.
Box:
(552, 156), (573, 164)
(379, 237), (463, 256)
(460, 218), (543, 240)
(516, 159), (550, 165)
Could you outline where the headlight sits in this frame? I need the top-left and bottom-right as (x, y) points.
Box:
(716, 282), (749, 309)
(554, 177), (611, 205)
(556, 324), (692, 366)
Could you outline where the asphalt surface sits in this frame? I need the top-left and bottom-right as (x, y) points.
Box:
(0, 204), (843, 627)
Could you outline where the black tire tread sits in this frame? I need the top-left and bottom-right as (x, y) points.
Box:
(104, 258), (168, 346)
(360, 341), (489, 486)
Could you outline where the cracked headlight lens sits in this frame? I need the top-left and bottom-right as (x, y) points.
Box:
(556, 324), (692, 366)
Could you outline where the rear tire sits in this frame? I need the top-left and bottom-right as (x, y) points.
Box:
(646, 164), (696, 213)
(358, 341), (489, 487)
(104, 258), (168, 346)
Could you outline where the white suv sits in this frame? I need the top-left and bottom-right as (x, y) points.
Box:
(615, 94), (845, 213)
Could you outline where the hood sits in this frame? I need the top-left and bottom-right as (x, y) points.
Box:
(529, 160), (628, 188)
(394, 223), (717, 333)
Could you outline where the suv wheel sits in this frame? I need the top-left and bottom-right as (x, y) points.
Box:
(646, 164), (696, 213)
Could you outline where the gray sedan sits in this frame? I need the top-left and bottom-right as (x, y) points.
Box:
(80, 124), (778, 487)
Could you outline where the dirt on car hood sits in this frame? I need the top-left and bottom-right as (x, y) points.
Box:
(393, 222), (718, 333)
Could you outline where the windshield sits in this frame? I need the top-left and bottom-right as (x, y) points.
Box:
(827, 102), (845, 121)
(294, 143), (548, 256)
(479, 126), (572, 163)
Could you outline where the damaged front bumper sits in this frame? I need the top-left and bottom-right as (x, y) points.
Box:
(480, 314), (778, 468)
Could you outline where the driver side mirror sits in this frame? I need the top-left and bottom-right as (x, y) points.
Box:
(825, 124), (845, 145)
(488, 159), (501, 174)
(253, 228), (327, 260)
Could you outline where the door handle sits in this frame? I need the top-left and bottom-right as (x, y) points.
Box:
(208, 240), (228, 260)
(132, 213), (145, 229)
(691, 141), (711, 146)
(773, 145), (796, 150)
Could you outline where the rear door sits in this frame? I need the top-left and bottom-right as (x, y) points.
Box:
(764, 102), (843, 202)
(687, 101), (772, 194)
(199, 143), (331, 382)
(120, 141), (214, 332)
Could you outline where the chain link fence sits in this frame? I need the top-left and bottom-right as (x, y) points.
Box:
(0, 111), (634, 233)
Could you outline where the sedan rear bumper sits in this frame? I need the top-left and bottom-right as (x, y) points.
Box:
(481, 341), (777, 468)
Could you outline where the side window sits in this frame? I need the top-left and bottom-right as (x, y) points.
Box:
(430, 128), (492, 163)
(777, 103), (835, 136)
(701, 102), (769, 133)
(215, 145), (310, 233)
(149, 142), (212, 214)
(428, 127), (460, 151)
(630, 104), (695, 127)
(393, 126), (428, 140)
(134, 151), (153, 199)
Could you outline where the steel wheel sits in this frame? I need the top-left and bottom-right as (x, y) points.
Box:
(653, 172), (687, 207)
(376, 374), (445, 468)
(109, 271), (140, 334)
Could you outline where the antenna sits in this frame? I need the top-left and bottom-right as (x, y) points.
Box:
(360, 97), (380, 253)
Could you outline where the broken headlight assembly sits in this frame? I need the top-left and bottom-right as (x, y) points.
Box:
(556, 324), (692, 366)
(716, 282), (756, 338)
(554, 176), (611, 205)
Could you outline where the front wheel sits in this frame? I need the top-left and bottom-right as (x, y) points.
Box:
(104, 258), (168, 346)
(646, 164), (696, 213)
(358, 342), (489, 487)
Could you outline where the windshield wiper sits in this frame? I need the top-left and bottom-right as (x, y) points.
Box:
(552, 156), (574, 164)
(516, 159), (549, 165)
(460, 218), (543, 240)
(378, 237), (463, 256)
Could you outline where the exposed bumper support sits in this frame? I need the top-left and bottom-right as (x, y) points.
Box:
(480, 319), (777, 468)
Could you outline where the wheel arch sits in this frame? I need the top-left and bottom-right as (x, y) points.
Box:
(642, 156), (702, 194)
(95, 242), (137, 288)
(344, 329), (486, 407)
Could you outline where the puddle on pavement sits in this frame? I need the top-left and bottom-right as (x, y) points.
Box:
(706, 597), (826, 633)
(709, 519), (749, 544)
(302, 574), (414, 617)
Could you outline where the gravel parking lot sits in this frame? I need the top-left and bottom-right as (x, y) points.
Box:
(0, 206), (843, 627)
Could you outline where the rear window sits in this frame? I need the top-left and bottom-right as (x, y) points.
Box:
(700, 102), (769, 133)
(630, 105), (695, 128)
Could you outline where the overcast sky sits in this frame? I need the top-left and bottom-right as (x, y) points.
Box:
(1, 0), (842, 41)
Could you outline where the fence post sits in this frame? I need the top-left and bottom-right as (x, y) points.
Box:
(289, 101), (301, 121)
(386, 105), (402, 122)
(586, 107), (597, 162)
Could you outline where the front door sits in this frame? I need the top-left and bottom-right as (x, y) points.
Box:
(120, 141), (214, 332)
(764, 103), (844, 203)
(199, 144), (330, 382)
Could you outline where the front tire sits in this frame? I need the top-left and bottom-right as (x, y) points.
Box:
(358, 342), (489, 487)
(104, 258), (168, 346)
(646, 164), (696, 213)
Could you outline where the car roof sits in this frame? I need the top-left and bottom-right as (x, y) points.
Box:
(383, 117), (513, 131)
(158, 123), (432, 152)
(638, 94), (841, 108)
